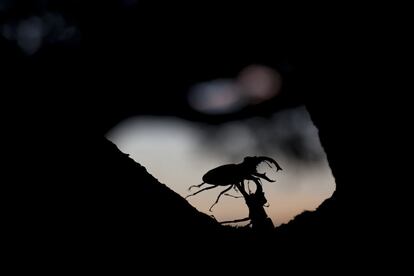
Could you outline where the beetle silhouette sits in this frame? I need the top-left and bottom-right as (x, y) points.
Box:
(186, 156), (282, 211)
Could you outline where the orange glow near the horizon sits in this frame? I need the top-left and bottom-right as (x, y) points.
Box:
(106, 107), (335, 226)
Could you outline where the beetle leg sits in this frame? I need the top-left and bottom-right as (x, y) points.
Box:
(185, 184), (217, 199)
(252, 172), (275, 183)
(247, 180), (252, 194)
(188, 182), (206, 191)
(224, 193), (242, 198)
(236, 181), (248, 197)
(209, 185), (234, 212)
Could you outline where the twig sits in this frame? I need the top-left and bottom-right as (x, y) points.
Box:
(219, 217), (250, 224)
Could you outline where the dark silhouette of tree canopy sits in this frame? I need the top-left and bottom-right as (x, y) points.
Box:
(1, 0), (397, 270)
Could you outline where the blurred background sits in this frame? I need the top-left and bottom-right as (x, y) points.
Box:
(107, 93), (334, 226)
(2, 1), (335, 226)
(107, 106), (334, 226)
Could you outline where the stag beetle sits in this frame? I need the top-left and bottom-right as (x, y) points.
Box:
(186, 156), (282, 211)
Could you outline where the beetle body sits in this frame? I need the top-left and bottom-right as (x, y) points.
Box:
(202, 164), (243, 185)
(186, 156), (282, 211)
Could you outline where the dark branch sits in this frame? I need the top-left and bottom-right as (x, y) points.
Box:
(219, 217), (250, 224)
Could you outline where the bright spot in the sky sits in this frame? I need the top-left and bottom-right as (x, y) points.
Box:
(16, 17), (44, 55)
(238, 64), (282, 103)
(187, 64), (283, 114)
(188, 79), (246, 114)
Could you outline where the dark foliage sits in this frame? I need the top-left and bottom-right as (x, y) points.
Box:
(3, 0), (398, 270)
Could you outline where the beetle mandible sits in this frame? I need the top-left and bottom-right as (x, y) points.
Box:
(185, 156), (282, 211)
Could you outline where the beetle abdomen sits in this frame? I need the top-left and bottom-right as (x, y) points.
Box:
(202, 164), (241, 185)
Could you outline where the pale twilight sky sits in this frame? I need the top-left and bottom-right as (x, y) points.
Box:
(106, 108), (335, 226)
